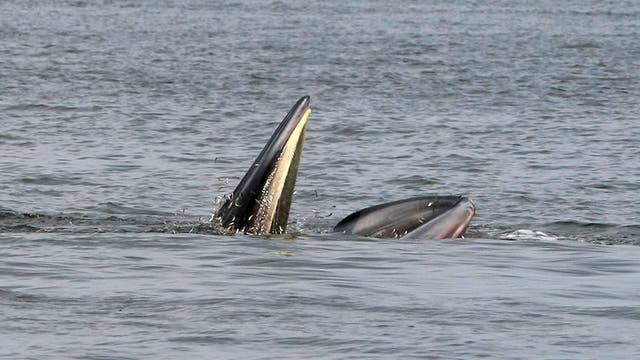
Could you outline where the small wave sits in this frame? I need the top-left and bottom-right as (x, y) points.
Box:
(501, 229), (559, 241)
(88, 202), (174, 216)
(473, 222), (640, 246)
(560, 41), (602, 50)
(159, 154), (211, 163)
(0, 133), (28, 141)
(0, 224), (42, 233)
(579, 182), (640, 191)
(0, 210), (45, 221)
(19, 175), (96, 186)
(385, 175), (439, 187)
(3, 103), (102, 112)
(0, 208), (224, 235)
(539, 221), (640, 246)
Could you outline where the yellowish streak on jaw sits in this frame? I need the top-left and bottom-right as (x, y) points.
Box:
(250, 108), (311, 234)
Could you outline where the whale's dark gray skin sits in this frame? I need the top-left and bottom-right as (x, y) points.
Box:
(213, 96), (311, 235)
(333, 196), (475, 239)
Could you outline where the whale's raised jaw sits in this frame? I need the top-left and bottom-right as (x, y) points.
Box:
(213, 96), (311, 235)
(333, 195), (475, 239)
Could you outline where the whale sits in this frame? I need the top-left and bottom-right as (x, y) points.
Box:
(213, 96), (475, 239)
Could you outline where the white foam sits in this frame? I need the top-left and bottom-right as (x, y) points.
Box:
(502, 229), (559, 241)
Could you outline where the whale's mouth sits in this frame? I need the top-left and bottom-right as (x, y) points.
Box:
(213, 95), (475, 239)
(213, 96), (311, 235)
(404, 197), (475, 239)
(333, 195), (476, 239)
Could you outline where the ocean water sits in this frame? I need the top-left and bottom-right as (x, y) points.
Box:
(1, 0), (639, 359)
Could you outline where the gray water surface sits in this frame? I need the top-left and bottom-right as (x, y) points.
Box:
(1, 1), (639, 359)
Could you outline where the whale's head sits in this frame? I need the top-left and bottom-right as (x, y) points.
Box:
(334, 195), (475, 239)
(214, 96), (311, 235)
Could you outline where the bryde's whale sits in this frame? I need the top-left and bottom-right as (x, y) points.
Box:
(213, 96), (475, 239)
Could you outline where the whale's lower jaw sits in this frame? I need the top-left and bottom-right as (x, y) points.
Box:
(213, 96), (311, 235)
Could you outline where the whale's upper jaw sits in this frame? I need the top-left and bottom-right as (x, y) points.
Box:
(333, 195), (475, 239)
(213, 96), (311, 235)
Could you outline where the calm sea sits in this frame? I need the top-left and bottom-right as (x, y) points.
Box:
(1, 1), (639, 359)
